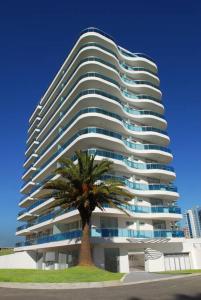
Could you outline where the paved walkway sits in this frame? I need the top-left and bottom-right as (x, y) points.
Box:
(123, 271), (174, 283)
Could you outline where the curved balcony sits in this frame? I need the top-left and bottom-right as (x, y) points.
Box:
(31, 28), (157, 124)
(17, 199), (44, 217)
(120, 62), (157, 76)
(17, 196), (181, 223)
(21, 153), (176, 206)
(15, 228), (184, 248)
(82, 148), (175, 181)
(36, 88), (166, 155)
(36, 107), (169, 159)
(92, 228), (184, 239)
(102, 174), (178, 200)
(39, 40), (158, 116)
(27, 126), (171, 183)
(26, 127), (172, 182)
(38, 64), (162, 129)
(81, 27), (157, 65)
(75, 56), (159, 90)
(16, 200), (181, 234)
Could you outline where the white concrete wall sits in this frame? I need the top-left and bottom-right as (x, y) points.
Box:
(119, 248), (129, 272)
(145, 254), (165, 272)
(0, 251), (37, 269)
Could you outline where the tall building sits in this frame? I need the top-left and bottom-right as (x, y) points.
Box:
(185, 207), (201, 238)
(15, 27), (184, 272)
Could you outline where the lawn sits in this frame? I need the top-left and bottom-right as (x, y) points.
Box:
(0, 249), (13, 256)
(0, 266), (124, 283)
(159, 269), (201, 275)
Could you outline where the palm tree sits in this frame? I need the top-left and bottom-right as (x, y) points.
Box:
(42, 151), (133, 266)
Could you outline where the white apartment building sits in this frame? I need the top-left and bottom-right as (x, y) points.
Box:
(185, 207), (201, 238)
(12, 27), (201, 273)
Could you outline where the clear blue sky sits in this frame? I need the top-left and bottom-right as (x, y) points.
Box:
(0, 0), (201, 246)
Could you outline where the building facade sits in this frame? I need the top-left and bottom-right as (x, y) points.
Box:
(15, 27), (189, 272)
(185, 207), (201, 238)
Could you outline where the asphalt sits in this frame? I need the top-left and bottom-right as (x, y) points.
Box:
(123, 270), (174, 283)
(0, 275), (201, 300)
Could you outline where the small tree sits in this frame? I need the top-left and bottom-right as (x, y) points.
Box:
(42, 151), (133, 266)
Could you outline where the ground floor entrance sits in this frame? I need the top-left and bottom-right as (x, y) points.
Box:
(128, 252), (145, 271)
(104, 248), (119, 272)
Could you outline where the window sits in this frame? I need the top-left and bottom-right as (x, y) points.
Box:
(100, 217), (118, 228)
(126, 221), (133, 226)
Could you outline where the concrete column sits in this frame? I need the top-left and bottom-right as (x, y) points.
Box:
(191, 247), (201, 269)
(119, 247), (129, 273)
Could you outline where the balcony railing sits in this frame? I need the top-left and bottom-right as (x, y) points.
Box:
(16, 202), (181, 232)
(85, 149), (174, 172)
(37, 107), (168, 159)
(102, 174), (177, 192)
(74, 56), (159, 89)
(29, 32), (157, 128)
(15, 228), (184, 247)
(23, 86), (166, 171)
(38, 69), (161, 127)
(21, 127), (172, 194)
(92, 228), (184, 238)
(17, 199), (45, 216)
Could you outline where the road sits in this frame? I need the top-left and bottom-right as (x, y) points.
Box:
(0, 276), (201, 300)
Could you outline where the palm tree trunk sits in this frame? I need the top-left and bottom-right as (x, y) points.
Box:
(78, 210), (94, 266)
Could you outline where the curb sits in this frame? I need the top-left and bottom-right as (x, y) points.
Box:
(0, 273), (200, 290)
(0, 280), (123, 290)
(120, 273), (128, 282)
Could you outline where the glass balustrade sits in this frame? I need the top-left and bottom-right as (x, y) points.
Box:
(17, 207), (75, 230)
(118, 47), (156, 64)
(38, 68), (161, 125)
(76, 57), (159, 89)
(21, 127), (172, 199)
(81, 27), (115, 41)
(24, 86), (165, 169)
(81, 27), (156, 63)
(36, 126), (170, 173)
(17, 200), (181, 232)
(76, 148), (174, 172)
(102, 174), (177, 192)
(121, 76), (159, 90)
(15, 228), (184, 247)
(92, 228), (184, 238)
(25, 86), (165, 157)
(29, 37), (157, 122)
(38, 107), (167, 158)
(120, 62), (157, 75)
(17, 199), (45, 216)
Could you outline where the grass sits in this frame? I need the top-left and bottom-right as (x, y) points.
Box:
(0, 266), (124, 283)
(159, 269), (201, 275)
(0, 249), (13, 256)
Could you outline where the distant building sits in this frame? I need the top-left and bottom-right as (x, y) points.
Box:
(183, 226), (190, 239)
(185, 206), (201, 238)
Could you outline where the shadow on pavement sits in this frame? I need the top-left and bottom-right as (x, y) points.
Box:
(127, 294), (201, 300)
(175, 295), (201, 300)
